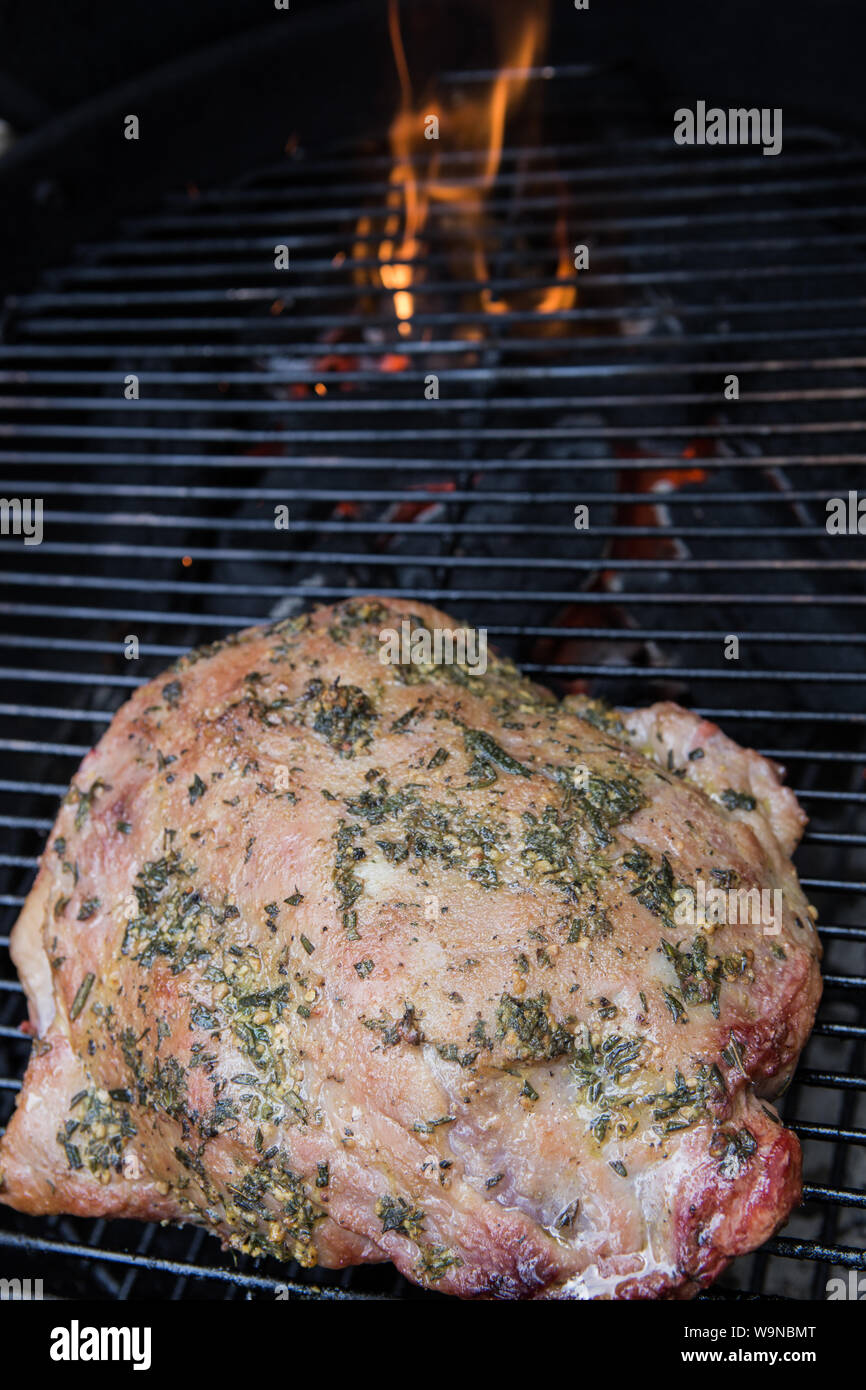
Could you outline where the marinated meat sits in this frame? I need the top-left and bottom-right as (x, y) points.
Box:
(0, 597), (821, 1298)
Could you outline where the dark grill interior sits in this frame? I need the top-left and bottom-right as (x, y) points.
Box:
(0, 65), (865, 1298)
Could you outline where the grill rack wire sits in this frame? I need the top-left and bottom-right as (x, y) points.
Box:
(0, 84), (865, 1298)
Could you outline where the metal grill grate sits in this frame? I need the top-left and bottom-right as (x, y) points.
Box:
(0, 99), (865, 1298)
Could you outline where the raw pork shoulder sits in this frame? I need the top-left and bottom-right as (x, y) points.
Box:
(0, 597), (821, 1298)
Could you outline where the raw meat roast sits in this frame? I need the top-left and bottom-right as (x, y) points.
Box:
(0, 597), (821, 1298)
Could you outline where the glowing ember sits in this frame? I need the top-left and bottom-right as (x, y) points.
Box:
(380, 353), (410, 373)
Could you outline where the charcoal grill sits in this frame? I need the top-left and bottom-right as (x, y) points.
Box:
(0, 45), (864, 1300)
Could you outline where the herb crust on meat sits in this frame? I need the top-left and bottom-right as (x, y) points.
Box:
(0, 597), (821, 1298)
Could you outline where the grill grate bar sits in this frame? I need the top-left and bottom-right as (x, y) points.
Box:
(0, 740), (91, 757)
(4, 572), (866, 608)
(804, 1185), (866, 1210)
(7, 512), (859, 545)
(121, 169), (866, 225)
(4, 361), (866, 388)
(48, 234), (866, 283)
(765, 1239), (866, 1268)
(5, 544), (866, 575)
(7, 387), (866, 412)
(0, 481), (850, 507)
(799, 879), (866, 893)
(175, 147), (866, 205)
(6, 327), (866, 357)
(234, 128), (838, 176)
(789, 1122), (866, 1145)
(0, 1231), (387, 1298)
(108, 204), (866, 254)
(0, 780), (69, 796)
(0, 707), (112, 727)
(16, 262), (866, 312)
(17, 297), (866, 335)
(7, 421), (866, 445)
(2, 452), (865, 473)
(78, 213), (866, 263)
(798, 1071), (866, 1091)
(0, 816), (52, 831)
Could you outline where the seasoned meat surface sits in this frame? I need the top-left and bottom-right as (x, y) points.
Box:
(0, 597), (821, 1298)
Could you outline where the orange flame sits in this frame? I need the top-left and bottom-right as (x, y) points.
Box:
(377, 0), (566, 333)
(534, 208), (578, 315)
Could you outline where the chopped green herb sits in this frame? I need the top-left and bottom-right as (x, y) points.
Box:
(302, 678), (377, 757)
(375, 1194), (425, 1240)
(412, 1115), (456, 1135)
(622, 848), (680, 931)
(496, 992), (573, 1062)
(463, 728), (532, 779)
(721, 1033), (747, 1076)
(567, 770), (646, 848)
(415, 1244), (463, 1282)
(70, 972), (95, 1020)
(711, 1125), (758, 1177)
(662, 989), (687, 1023)
(66, 779), (108, 831)
(190, 1004), (219, 1029)
(188, 774), (207, 804)
(555, 1199), (580, 1228)
(161, 680), (182, 708)
(661, 934), (750, 1020)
